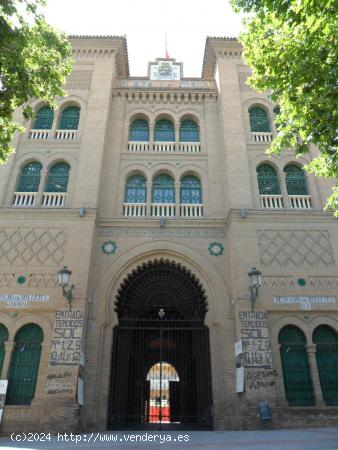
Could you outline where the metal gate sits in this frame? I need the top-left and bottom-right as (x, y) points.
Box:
(108, 317), (213, 430)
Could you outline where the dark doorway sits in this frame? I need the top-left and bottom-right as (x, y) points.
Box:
(107, 259), (213, 430)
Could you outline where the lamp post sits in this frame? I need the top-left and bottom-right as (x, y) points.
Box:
(248, 267), (262, 310)
(58, 266), (74, 309)
(158, 308), (165, 428)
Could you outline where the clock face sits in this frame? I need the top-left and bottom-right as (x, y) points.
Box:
(150, 60), (181, 80)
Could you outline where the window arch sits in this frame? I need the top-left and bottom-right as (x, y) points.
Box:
(6, 324), (43, 405)
(44, 162), (70, 193)
(279, 325), (314, 406)
(129, 119), (149, 141)
(313, 325), (338, 405)
(0, 324), (9, 376)
(180, 176), (202, 204)
(32, 106), (54, 130)
(249, 106), (271, 132)
(256, 164), (280, 195)
(17, 161), (42, 192)
(179, 120), (199, 142)
(154, 119), (174, 142)
(58, 106), (80, 130)
(152, 174), (175, 203)
(125, 175), (147, 203)
(284, 165), (308, 195)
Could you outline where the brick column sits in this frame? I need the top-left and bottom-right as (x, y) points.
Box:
(279, 173), (289, 209)
(2, 341), (14, 378)
(146, 181), (152, 217)
(174, 182), (181, 217)
(149, 123), (154, 151)
(306, 344), (325, 406)
(175, 122), (180, 152)
(37, 169), (48, 207)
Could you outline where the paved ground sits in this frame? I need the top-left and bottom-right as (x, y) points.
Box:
(1, 428), (338, 450)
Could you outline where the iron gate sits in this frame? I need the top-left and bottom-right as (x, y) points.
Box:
(108, 317), (213, 430)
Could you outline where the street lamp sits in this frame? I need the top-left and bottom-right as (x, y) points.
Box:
(58, 266), (74, 309)
(248, 267), (262, 310)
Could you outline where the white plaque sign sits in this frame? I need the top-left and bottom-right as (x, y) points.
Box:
(0, 294), (49, 308)
(273, 296), (336, 310)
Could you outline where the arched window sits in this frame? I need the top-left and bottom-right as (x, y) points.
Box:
(17, 161), (42, 192)
(129, 119), (149, 141)
(125, 175), (147, 203)
(179, 120), (199, 142)
(32, 106), (54, 130)
(154, 119), (174, 142)
(279, 325), (314, 406)
(152, 175), (175, 203)
(6, 324), (43, 405)
(44, 162), (70, 193)
(180, 176), (202, 204)
(284, 165), (308, 195)
(249, 106), (271, 132)
(313, 326), (338, 405)
(58, 106), (80, 130)
(256, 165), (280, 195)
(0, 324), (9, 376)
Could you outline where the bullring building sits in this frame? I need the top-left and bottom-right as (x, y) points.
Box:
(0, 36), (337, 433)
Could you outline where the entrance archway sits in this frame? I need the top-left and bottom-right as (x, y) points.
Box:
(108, 259), (213, 429)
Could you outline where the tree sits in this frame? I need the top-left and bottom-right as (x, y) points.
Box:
(0, 0), (72, 162)
(231, 0), (338, 215)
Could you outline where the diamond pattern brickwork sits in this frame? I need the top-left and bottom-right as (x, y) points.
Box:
(0, 227), (66, 266)
(65, 70), (92, 90)
(257, 230), (335, 267)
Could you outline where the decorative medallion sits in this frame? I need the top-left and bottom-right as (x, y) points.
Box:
(101, 241), (117, 255)
(297, 278), (306, 287)
(17, 276), (26, 285)
(149, 58), (182, 81)
(208, 242), (224, 256)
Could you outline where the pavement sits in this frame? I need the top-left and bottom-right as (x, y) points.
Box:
(0, 427), (338, 450)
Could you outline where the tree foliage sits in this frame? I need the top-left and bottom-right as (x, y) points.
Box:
(0, 0), (72, 162)
(231, 0), (338, 214)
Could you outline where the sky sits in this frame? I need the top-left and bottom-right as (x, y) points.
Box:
(43, 0), (244, 78)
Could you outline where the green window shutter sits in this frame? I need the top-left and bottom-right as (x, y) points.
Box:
(17, 162), (42, 192)
(279, 325), (315, 406)
(125, 175), (147, 203)
(154, 119), (175, 142)
(257, 165), (281, 195)
(0, 324), (9, 377)
(284, 165), (308, 195)
(180, 176), (202, 204)
(32, 106), (54, 130)
(6, 324), (43, 405)
(45, 162), (70, 193)
(58, 106), (80, 130)
(249, 107), (271, 132)
(129, 120), (149, 141)
(179, 120), (199, 142)
(152, 175), (175, 203)
(313, 326), (338, 406)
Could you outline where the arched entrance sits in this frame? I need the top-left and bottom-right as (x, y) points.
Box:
(108, 259), (213, 430)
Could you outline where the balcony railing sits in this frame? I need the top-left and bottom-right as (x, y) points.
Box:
(42, 192), (66, 207)
(128, 141), (150, 152)
(289, 195), (312, 209)
(13, 192), (37, 207)
(127, 141), (201, 153)
(151, 203), (175, 217)
(179, 142), (201, 153)
(29, 130), (50, 140)
(180, 204), (203, 218)
(123, 203), (147, 217)
(251, 132), (273, 143)
(153, 142), (176, 152)
(55, 130), (78, 140)
(260, 194), (283, 209)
